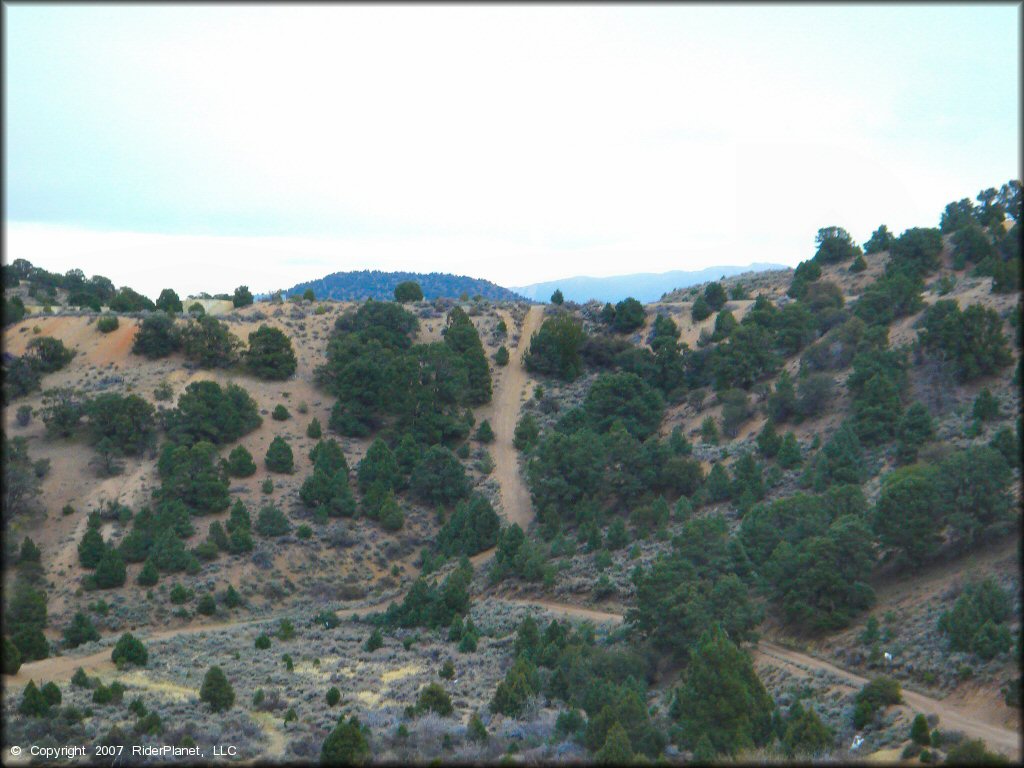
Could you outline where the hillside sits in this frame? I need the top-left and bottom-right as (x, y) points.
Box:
(512, 262), (788, 304)
(280, 270), (530, 303)
(2, 180), (1022, 766)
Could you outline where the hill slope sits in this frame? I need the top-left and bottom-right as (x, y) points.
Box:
(281, 269), (529, 302)
(512, 263), (788, 303)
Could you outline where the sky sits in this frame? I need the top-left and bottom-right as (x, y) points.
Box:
(4, 4), (1020, 298)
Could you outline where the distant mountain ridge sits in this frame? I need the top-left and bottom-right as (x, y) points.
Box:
(513, 263), (789, 304)
(282, 270), (530, 302)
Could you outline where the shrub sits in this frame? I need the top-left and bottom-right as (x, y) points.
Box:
(853, 677), (901, 729)
(111, 633), (148, 668)
(97, 315), (119, 333)
(196, 593), (216, 616)
(415, 682), (454, 716)
(272, 404), (290, 421)
(132, 313), (181, 358)
(364, 629), (383, 652)
(255, 634), (272, 650)
(973, 388), (1000, 421)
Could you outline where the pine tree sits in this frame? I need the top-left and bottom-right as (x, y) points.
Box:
(264, 436), (294, 473)
(137, 558), (159, 586)
(321, 715), (370, 765)
(364, 629), (383, 652)
(63, 612), (100, 649)
(910, 713), (931, 746)
(468, 711), (488, 742)
(19, 680), (50, 717)
(777, 432), (802, 469)
(671, 624), (774, 756)
(199, 666), (235, 712)
(111, 633), (148, 667)
(93, 546), (127, 589)
(3, 636), (23, 675)
(596, 722), (634, 764)
(226, 445), (257, 477)
(78, 527), (106, 569)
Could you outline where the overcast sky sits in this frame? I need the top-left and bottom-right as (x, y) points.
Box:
(4, 4), (1019, 297)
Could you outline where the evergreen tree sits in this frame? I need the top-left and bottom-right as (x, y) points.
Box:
(596, 722), (634, 764)
(93, 546), (127, 589)
(155, 288), (183, 313)
(691, 295), (712, 321)
(19, 680), (50, 717)
(410, 446), (469, 507)
(111, 633), (148, 667)
(245, 325), (297, 380)
(199, 666), (235, 712)
(264, 436), (294, 473)
(895, 402), (934, 464)
(8, 578), (49, 661)
(777, 432), (802, 469)
(782, 701), (833, 757)
(524, 313), (586, 380)
(78, 527), (106, 569)
(807, 423), (864, 491)
(973, 388), (1000, 422)
(321, 715), (370, 765)
(911, 713), (931, 746)
(3, 636), (22, 675)
(475, 419), (495, 443)
(671, 624), (774, 756)
(137, 559), (159, 586)
(226, 445), (257, 477)
(704, 463), (731, 503)
(873, 465), (941, 565)
(63, 612), (100, 649)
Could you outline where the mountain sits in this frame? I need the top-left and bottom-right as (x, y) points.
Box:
(281, 270), (530, 303)
(512, 263), (789, 304)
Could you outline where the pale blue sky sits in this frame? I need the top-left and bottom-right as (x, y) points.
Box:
(4, 4), (1019, 296)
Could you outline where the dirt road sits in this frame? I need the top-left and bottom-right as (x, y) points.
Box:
(478, 304), (543, 531)
(756, 641), (1020, 760)
(501, 601), (1020, 760)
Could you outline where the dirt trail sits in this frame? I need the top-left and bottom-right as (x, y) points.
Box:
(7, 617), (266, 685)
(500, 600), (1020, 759)
(756, 641), (1020, 760)
(476, 304), (543, 531)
